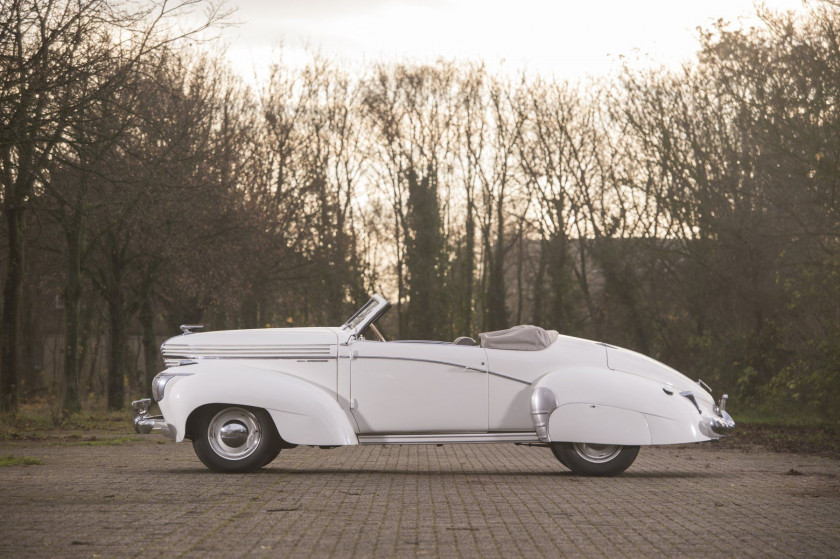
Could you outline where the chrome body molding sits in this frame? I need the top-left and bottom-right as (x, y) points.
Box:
(530, 387), (560, 443)
(164, 355), (338, 367)
(357, 432), (541, 445)
(679, 390), (702, 414)
(165, 344), (333, 354)
(351, 354), (530, 385)
(162, 344), (335, 368)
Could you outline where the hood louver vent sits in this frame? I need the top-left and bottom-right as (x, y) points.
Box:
(161, 344), (334, 367)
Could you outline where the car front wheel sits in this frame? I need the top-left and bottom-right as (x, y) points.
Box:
(551, 442), (639, 476)
(192, 405), (282, 473)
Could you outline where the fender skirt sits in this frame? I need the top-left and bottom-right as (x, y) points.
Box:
(532, 368), (711, 446)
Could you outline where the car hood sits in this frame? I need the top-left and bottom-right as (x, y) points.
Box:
(606, 346), (714, 404)
(161, 327), (339, 365)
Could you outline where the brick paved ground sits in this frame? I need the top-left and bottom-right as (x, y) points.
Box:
(1, 436), (838, 558)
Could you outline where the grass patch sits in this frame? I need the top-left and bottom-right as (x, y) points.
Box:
(718, 421), (840, 459)
(734, 409), (839, 429)
(77, 436), (140, 446)
(0, 455), (42, 467)
(0, 400), (140, 440)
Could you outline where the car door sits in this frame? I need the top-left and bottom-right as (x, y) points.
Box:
(349, 340), (488, 433)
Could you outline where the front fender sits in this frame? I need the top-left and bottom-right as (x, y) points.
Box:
(532, 368), (712, 445)
(158, 363), (358, 446)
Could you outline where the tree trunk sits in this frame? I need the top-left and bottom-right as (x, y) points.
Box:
(20, 280), (42, 398)
(515, 223), (524, 325)
(138, 275), (158, 398)
(462, 198), (475, 335)
(485, 196), (507, 331)
(241, 293), (258, 329)
(575, 237), (602, 340)
(599, 247), (650, 355)
(106, 251), (127, 411)
(532, 237), (548, 325)
(395, 212), (405, 338)
(549, 233), (570, 331)
(62, 223), (83, 414)
(1, 204), (24, 412)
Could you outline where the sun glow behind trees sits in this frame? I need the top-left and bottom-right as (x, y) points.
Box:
(221, 0), (809, 86)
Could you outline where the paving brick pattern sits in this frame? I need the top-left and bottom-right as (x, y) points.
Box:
(1, 437), (838, 558)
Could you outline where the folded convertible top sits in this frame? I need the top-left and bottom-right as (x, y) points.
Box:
(479, 325), (559, 351)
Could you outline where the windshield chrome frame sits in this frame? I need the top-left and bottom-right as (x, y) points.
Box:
(341, 294), (391, 337)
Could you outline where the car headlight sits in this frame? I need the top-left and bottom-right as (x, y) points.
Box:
(152, 372), (194, 402)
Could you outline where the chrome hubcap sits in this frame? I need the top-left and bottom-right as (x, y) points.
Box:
(573, 443), (621, 463)
(208, 408), (261, 460)
(219, 421), (249, 448)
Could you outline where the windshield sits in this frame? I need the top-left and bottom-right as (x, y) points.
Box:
(341, 297), (381, 330)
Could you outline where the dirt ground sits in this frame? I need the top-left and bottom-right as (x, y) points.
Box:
(1, 433), (838, 558)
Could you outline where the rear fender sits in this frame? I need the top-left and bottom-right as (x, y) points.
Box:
(532, 368), (710, 445)
(158, 363), (358, 446)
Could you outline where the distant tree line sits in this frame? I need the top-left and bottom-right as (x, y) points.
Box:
(1, 0), (838, 423)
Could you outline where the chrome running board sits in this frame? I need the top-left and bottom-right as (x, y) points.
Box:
(357, 432), (540, 445)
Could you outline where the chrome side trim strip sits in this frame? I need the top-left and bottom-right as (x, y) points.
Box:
(358, 432), (540, 444)
(163, 349), (332, 355)
(162, 344), (337, 365)
(354, 354), (484, 371)
(164, 355), (338, 361)
(353, 355), (530, 385)
(164, 344), (332, 350)
(163, 346), (332, 355)
(489, 371), (530, 384)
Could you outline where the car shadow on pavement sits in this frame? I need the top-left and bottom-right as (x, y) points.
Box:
(165, 467), (722, 479)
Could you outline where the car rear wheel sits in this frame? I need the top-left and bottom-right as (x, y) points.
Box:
(192, 405), (282, 473)
(258, 445), (283, 468)
(551, 442), (639, 476)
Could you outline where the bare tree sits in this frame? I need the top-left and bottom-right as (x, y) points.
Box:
(0, 0), (227, 411)
(362, 62), (458, 338)
(471, 76), (528, 331)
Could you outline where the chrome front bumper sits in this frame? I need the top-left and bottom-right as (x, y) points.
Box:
(132, 399), (176, 440)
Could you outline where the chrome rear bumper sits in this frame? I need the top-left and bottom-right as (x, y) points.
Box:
(705, 394), (735, 437)
(708, 410), (736, 436)
(131, 399), (176, 440)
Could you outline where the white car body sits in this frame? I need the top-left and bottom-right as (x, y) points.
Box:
(133, 294), (734, 474)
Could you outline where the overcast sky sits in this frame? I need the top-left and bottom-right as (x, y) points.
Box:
(218, 0), (808, 83)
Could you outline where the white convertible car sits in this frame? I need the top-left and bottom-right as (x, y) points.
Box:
(132, 294), (734, 475)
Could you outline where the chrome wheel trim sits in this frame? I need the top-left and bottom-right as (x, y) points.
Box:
(208, 407), (262, 460)
(573, 443), (622, 463)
